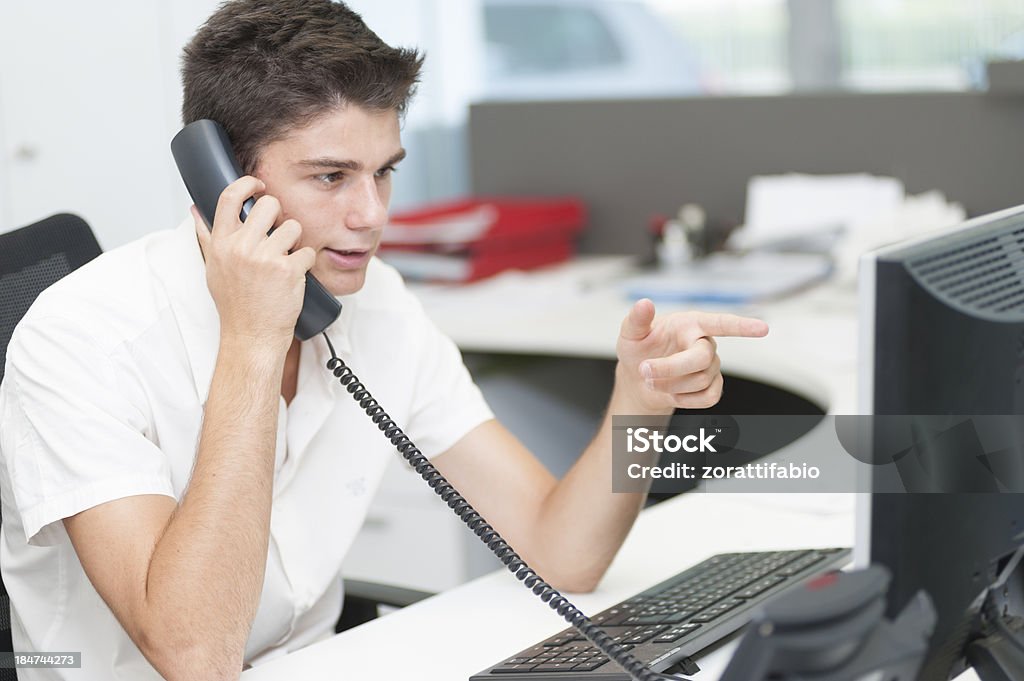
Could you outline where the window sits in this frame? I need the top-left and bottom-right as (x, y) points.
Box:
(646, 0), (788, 94)
(839, 0), (1024, 90)
(484, 3), (624, 76)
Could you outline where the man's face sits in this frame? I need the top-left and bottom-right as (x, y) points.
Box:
(253, 105), (404, 297)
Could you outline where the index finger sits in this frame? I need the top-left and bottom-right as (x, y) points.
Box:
(691, 311), (769, 339)
(211, 175), (266, 235)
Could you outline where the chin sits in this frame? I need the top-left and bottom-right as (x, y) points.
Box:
(318, 269), (368, 297)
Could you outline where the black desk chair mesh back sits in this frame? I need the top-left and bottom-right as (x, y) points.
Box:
(0, 214), (103, 384)
(0, 213), (103, 680)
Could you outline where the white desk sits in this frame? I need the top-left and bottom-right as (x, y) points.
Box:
(243, 492), (857, 680)
(406, 256), (861, 414)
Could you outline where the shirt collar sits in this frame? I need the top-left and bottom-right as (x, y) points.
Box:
(148, 216), (353, 405)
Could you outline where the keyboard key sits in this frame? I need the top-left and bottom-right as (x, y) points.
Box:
(490, 663), (538, 673)
(653, 623), (702, 643)
(532, 662), (577, 672)
(657, 611), (695, 625)
(778, 555), (826, 576)
(692, 599), (745, 623)
(735, 575), (787, 599)
(559, 644), (589, 654)
(592, 609), (633, 626)
(622, 626), (668, 644)
(542, 632), (576, 647)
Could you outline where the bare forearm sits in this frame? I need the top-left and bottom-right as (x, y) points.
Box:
(142, 336), (285, 675)
(535, 364), (668, 592)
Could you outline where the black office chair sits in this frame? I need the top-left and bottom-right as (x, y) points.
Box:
(0, 213), (103, 679)
(0, 214), (103, 386)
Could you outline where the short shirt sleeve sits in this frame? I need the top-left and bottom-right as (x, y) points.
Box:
(400, 294), (494, 459)
(1, 315), (175, 546)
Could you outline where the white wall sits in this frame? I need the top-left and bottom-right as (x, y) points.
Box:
(345, 0), (484, 209)
(348, 0), (484, 128)
(0, 0), (483, 248)
(0, 2), (185, 248)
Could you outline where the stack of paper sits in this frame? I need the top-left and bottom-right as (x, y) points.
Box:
(732, 173), (905, 251)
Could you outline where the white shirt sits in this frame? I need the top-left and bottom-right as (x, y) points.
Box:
(0, 217), (494, 680)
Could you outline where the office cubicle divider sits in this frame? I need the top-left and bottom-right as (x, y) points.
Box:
(469, 91), (1024, 256)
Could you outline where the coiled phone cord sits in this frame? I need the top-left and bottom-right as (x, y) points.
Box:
(323, 332), (680, 681)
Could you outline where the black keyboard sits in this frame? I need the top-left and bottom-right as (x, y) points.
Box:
(469, 547), (851, 680)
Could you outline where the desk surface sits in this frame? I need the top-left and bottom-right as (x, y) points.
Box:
(242, 261), (979, 680)
(244, 491), (981, 680)
(243, 492), (858, 680)
(407, 256), (860, 414)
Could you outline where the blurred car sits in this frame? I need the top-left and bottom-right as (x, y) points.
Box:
(965, 29), (1024, 89)
(481, 0), (710, 100)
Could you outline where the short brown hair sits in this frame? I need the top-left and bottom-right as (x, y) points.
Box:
(181, 0), (423, 173)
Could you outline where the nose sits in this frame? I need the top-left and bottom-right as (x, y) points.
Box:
(344, 175), (388, 232)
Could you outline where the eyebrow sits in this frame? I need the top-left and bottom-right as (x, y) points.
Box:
(296, 149), (407, 172)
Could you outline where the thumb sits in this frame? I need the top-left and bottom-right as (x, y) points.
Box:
(620, 298), (656, 341)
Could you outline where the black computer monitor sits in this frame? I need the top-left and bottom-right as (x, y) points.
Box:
(855, 204), (1024, 680)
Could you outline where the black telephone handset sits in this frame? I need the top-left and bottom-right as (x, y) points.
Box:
(172, 122), (671, 681)
(171, 119), (342, 341)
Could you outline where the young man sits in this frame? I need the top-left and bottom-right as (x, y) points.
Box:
(0, 1), (767, 679)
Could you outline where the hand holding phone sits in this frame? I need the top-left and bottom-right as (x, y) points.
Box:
(190, 175), (316, 348)
(172, 120), (342, 341)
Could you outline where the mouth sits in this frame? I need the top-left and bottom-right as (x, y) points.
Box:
(324, 247), (371, 269)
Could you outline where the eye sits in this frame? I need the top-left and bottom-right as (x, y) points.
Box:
(375, 165), (398, 179)
(315, 171), (345, 185)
